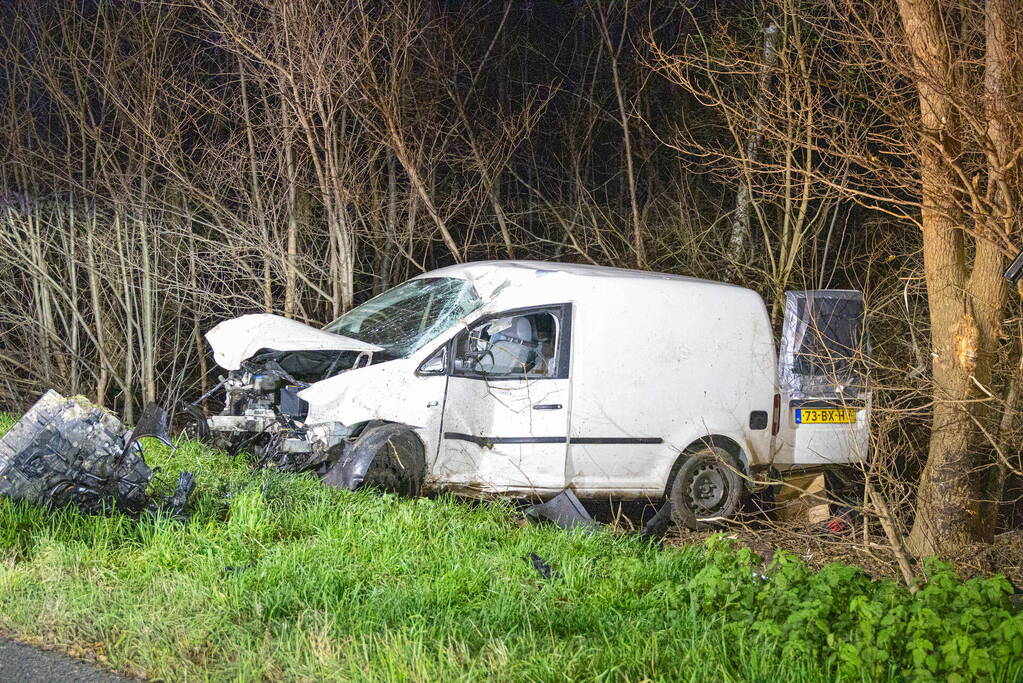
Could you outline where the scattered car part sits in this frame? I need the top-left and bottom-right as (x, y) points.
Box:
(223, 564), (254, 576)
(0, 390), (193, 516)
(523, 488), (598, 530)
(526, 553), (561, 580)
(669, 445), (743, 530)
(641, 500), (675, 539)
(123, 403), (174, 455)
(151, 471), (196, 520)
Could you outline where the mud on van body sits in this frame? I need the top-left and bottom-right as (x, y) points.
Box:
(193, 261), (869, 526)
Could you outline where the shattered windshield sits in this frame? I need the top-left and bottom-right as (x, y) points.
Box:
(324, 277), (482, 357)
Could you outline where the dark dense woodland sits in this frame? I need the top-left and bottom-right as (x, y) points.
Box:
(0, 0), (1020, 560)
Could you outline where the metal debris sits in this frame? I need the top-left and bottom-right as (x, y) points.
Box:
(0, 390), (193, 516)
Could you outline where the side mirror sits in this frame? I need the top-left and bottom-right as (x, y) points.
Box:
(416, 346), (447, 376)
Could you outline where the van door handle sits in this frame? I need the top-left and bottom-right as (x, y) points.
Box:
(532, 403), (562, 411)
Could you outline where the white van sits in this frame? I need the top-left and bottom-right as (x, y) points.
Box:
(198, 261), (869, 524)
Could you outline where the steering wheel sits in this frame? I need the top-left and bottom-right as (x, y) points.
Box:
(459, 347), (494, 373)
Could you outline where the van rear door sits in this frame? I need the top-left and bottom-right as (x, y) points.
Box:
(774, 290), (870, 466)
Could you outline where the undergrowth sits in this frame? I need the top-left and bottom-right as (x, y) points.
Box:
(0, 414), (1020, 681)
(691, 537), (1023, 682)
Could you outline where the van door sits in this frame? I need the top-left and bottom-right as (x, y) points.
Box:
(775, 290), (870, 466)
(433, 304), (572, 497)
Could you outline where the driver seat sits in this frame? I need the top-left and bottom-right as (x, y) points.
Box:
(478, 316), (538, 374)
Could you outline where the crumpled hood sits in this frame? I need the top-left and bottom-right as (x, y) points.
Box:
(205, 313), (382, 370)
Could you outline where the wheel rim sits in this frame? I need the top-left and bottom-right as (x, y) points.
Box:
(684, 457), (731, 516)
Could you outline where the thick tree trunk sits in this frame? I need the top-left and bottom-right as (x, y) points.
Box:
(900, 0), (1012, 555)
(974, 0), (1016, 533)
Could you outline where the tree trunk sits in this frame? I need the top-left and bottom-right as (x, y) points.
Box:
(376, 148), (399, 295)
(973, 0), (1016, 534)
(900, 0), (1011, 555)
(725, 23), (780, 269)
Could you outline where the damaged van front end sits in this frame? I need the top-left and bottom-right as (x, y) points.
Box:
(190, 276), (484, 489)
(194, 312), (383, 471)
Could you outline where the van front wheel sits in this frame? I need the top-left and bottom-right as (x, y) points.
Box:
(669, 446), (743, 530)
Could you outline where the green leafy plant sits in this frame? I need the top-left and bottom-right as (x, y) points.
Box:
(688, 536), (1023, 681)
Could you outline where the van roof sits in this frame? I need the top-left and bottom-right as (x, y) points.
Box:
(417, 260), (748, 293)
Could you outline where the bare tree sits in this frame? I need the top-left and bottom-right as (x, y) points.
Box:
(655, 0), (1023, 555)
(896, 0), (1019, 554)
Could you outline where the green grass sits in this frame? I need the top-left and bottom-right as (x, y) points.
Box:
(0, 414), (825, 681)
(0, 413), (1019, 682)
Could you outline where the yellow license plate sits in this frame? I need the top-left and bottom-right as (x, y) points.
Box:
(795, 408), (857, 424)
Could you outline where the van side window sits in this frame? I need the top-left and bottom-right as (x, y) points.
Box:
(452, 306), (569, 379)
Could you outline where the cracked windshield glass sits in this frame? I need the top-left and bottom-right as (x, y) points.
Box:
(324, 277), (482, 357)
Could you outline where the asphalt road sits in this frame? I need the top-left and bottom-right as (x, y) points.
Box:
(0, 638), (131, 683)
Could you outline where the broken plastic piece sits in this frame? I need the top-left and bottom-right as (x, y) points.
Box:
(153, 471), (195, 519)
(526, 553), (560, 580)
(122, 402), (174, 457)
(524, 488), (598, 530)
(322, 422), (425, 496)
(641, 500), (675, 539)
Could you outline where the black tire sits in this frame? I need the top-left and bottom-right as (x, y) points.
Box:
(0, 390), (152, 513)
(325, 422), (425, 497)
(669, 445), (743, 530)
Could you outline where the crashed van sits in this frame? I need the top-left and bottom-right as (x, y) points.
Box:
(194, 261), (869, 525)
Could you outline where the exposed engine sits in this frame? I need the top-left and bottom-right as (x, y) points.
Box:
(188, 348), (378, 472)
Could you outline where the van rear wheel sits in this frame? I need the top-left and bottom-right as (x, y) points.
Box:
(669, 446), (743, 530)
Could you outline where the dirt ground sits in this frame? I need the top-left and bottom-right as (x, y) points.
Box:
(664, 522), (1023, 588)
(589, 498), (1023, 587)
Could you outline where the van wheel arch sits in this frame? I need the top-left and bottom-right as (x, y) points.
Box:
(663, 435), (749, 530)
(663, 435), (749, 499)
(323, 420), (426, 496)
(348, 419), (428, 452)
